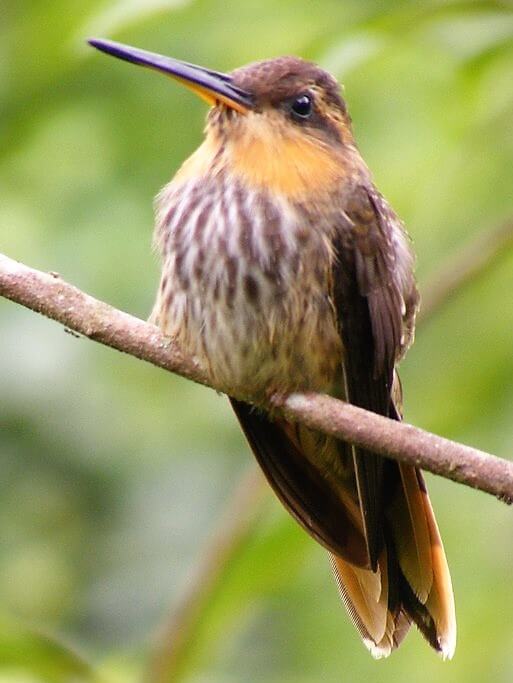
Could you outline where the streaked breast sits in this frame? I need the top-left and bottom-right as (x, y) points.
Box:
(152, 170), (342, 400)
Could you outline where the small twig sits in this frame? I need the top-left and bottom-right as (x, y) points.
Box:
(145, 466), (267, 683)
(419, 218), (513, 324)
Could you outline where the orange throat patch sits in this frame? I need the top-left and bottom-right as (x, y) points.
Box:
(173, 111), (349, 199)
(226, 113), (346, 198)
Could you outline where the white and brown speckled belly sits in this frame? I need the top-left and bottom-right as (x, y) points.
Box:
(151, 174), (343, 401)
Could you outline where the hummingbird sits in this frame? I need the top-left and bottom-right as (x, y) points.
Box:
(89, 38), (456, 659)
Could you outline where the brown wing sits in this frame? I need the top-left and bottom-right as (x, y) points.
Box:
(329, 185), (454, 657)
(230, 398), (368, 568)
(332, 185), (417, 570)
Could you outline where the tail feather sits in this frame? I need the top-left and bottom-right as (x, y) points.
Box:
(388, 464), (433, 602)
(332, 464), (456, 659)
(331, 546), (398, 657)
(230, 399), (455, 658)
(331, 547), (412, 658)
(330, 550), (389, 646)
(420, 472), (457, 659)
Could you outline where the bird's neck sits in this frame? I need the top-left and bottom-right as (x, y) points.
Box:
(172, 116), (366, 201)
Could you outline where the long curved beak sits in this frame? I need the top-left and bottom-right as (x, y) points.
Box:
(88, 38), (253, 114)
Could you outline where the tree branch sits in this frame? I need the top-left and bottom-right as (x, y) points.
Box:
(419, 217), (513, 324)
(1, 250), (512, 502)
(280, 393), (512, 501)
(145, 465), (267, 683)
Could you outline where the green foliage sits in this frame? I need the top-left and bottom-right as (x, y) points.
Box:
(1, 1), (512, 681)
(0, 615), (94, 683)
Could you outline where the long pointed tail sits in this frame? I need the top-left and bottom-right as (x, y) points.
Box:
(230, 398), (456, 658)
(332, 463), (456, 659)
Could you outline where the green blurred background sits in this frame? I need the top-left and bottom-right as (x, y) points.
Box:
(1, 1), (513, 681)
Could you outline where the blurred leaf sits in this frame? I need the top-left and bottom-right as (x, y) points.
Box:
(80, 0), (195, 42)
(424, 9), (513, 62)
(0, 616), (95, 683)
(320, 31), (386, 77)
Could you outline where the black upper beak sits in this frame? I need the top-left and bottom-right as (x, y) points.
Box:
(88, 38), (253, 113)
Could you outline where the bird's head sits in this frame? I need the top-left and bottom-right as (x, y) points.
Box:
(88, 39), (364, 198)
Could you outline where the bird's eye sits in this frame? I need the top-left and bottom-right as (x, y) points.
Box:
(291, 93), (313, 119)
